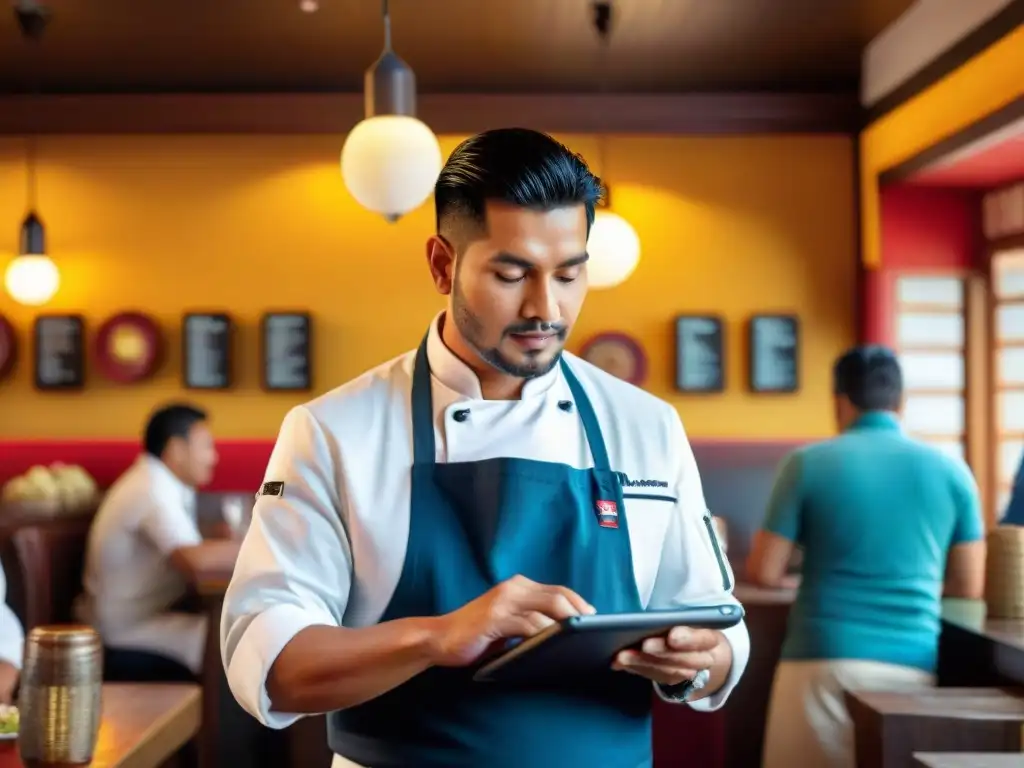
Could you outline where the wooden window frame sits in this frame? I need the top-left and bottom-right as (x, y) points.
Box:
(892, 270), (968, 446)
(891, 269), (991, 525)
(988, 235), (1024, 526)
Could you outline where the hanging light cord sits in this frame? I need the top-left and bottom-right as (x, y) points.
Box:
(381, 0), (392, 51)
(591, 1), (613, 194)
(25, 136), (37, 211)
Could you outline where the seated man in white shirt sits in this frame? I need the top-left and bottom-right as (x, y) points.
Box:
(0, 561), (24, 704)
(77, 403), (237, 681)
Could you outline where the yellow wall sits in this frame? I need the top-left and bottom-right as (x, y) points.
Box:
(861, 25), (1024, 268)
(0, 134), (855, 441)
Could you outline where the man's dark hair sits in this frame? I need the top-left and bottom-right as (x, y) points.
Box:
(434, 128), (603, 238)
(143, 403), (208, 458)
(833, 345), (903, 412)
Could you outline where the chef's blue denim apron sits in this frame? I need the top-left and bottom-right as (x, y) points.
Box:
(328, 337), (653, 767)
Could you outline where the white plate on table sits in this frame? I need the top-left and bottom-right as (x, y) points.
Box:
(0, 731), (17, 741)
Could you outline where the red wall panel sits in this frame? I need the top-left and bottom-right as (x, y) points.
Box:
(860, 184), (981, 346)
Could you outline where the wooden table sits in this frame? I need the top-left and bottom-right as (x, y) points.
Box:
(847, 688), (1024, 767)
(915, 755), (1024, 767)
(0, 683), (200, 768)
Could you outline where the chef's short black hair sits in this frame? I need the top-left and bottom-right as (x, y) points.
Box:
(833, 345), (903, 412)
(434, 128), (602, 239)
(144, 403), (208, 458)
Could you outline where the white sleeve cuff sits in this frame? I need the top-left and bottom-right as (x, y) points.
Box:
(224, 602), (336, 730)
(0, 606), (24, 670)
(654, 620), (750, 711)
(0, 646), (21, 670)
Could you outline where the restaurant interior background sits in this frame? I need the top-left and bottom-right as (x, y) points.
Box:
(0, 0), (1022, 571)
(0, 0), (1021, 766)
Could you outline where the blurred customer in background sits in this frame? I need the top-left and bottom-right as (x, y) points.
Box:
(0, 561), (23, 703)
(747, 345), (985, 768)
(76, 403), (238, 681)
(999, 452), (1024, 525)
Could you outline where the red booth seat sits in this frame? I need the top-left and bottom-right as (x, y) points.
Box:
(0, 440), (273, 492)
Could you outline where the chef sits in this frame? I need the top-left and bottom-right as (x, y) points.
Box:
(221, 127), (749, 768)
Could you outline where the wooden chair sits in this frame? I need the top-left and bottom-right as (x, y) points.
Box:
(7, 517), (91, 628)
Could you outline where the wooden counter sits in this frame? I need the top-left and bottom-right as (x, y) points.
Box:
(0, 683), (201, 768)
(937, 599), (1024, 687)
(733, 583), (798, 605)
(723, 583), (796, 768)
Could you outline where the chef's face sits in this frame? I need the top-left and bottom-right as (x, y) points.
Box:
(428, 201), (590, 379)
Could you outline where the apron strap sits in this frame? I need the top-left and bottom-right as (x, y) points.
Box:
(411, 335), (435, 465)
(410, 333), (612, 472)
(559, 358), (612, 472)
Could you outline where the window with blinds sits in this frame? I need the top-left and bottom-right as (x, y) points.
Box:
(893, 275), (966, 464)
(992, 249), (1024, 520)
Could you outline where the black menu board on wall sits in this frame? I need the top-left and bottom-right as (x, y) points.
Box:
(261, 312), (312, 391)
(183, 313), (233, 390)
(34, 315), (85, 390)
(748, 314), (800, 393)
(674, 315), (725, 393)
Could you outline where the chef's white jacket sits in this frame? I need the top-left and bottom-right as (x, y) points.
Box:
(222, 315), (749, 730)
(0, 562), (24, 669)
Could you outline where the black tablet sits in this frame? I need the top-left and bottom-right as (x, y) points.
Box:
(472, 604), (745, 683)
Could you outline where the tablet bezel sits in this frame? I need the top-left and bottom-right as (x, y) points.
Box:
(472, 604), (744, 683)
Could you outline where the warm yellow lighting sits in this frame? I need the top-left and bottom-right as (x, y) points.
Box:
(587, 210), (641, 289)
(340, 115), (443, 221)
(4, 254), (60, 306)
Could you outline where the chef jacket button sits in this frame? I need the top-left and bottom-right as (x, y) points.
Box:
(453, 408), (471, 423)
(557, 400), (574, 412)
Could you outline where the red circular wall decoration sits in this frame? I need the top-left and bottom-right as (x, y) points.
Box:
(579, 332), (648, 387)
(95, 312), (163, 383)
(0, 314), (16, 380)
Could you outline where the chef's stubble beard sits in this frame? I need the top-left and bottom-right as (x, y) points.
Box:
(451, 276), (562, 380)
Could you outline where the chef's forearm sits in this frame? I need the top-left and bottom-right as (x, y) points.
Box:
(266, 618), (441, 713)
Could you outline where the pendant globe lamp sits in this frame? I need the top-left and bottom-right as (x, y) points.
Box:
(340, 0), (442, 222)
(587, 187), (640, 289)
(5, 139), (59, 306)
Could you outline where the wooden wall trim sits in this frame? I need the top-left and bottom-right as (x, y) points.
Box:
(0, 92), (860, 136)
(864, 0), (1024, 127)
(878, 96), (1024, 185)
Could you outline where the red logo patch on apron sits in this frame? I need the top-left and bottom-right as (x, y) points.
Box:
(596, 500), (619, 529)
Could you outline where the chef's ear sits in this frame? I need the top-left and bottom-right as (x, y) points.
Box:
(426, 234), (456, 295)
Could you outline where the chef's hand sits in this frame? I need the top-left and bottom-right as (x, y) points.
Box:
(0, 661), (18, 705)
(430, 574), (594, 667)
(611, 627), (719, 685)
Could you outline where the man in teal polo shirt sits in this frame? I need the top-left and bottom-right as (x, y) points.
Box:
(747, 345), (986, 768)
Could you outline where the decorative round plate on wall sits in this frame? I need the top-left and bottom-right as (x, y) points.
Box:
(578, 332), (648, 386)
(0, 314), (15, 380)
(95, 311), (163, 383)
